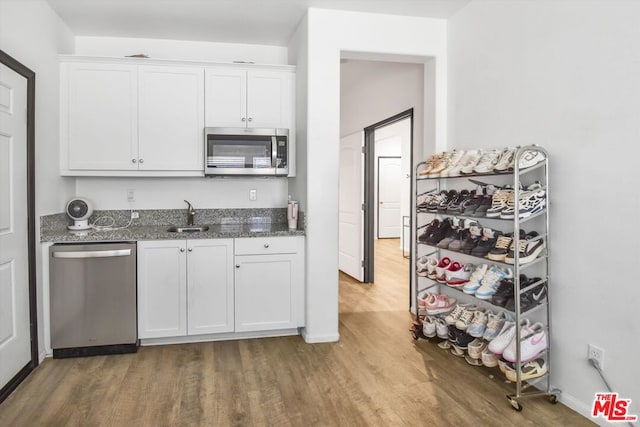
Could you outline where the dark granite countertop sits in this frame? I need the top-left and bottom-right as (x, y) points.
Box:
(40, 208), (305, 243)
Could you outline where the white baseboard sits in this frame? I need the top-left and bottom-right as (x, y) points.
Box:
(140, 328), (300, 346)
(301, 328), (340, 343)
(560, 392), (603, 426)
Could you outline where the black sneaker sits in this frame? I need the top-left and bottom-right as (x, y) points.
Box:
(491, 275), (526, 307)
(505, 277), (544, 312)
(446, 189), (471, 214)
(418, 219), (440, 242)
(437, 218), (461, 249)
(425, 218), (453, 245)
(427, 190), (448, 212)
(460, 224), (483, 254)
(486, 231), (523, 262)
(471, 228), (503, 257)
(504, 231), (545, 264)
(455, 331), (475, 350)
(437, 190), (458, 212)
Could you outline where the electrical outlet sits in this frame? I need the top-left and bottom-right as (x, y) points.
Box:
(131, 212), (139, 219)
(588, 344), (604, 368)
(249, 189), (257, 201)
(126, 189), (136, 202)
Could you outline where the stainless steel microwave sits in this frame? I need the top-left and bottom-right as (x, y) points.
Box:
(204, 127), (289, 176)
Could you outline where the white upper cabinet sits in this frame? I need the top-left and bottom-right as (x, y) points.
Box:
(138, 65), (204, 171)
(62, 62), (138, 171)
(205, 67), (293, 129)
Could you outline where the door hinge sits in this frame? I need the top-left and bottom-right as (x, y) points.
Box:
(361, 260), (364, 267)
(361, 203), (365, 211)
(361, 146), (366, 154)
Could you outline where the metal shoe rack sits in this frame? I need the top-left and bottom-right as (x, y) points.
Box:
(412, 145), (560, 411)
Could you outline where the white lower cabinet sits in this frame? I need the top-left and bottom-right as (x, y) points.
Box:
(137, 239), (234, 339)
(137, 236), (304, 341)
(234, 236), (305, 332)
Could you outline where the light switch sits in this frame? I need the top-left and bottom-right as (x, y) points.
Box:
(249, 189), (257, 201)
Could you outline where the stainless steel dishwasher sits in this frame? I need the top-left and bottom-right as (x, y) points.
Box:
(50, 242), (138, 358)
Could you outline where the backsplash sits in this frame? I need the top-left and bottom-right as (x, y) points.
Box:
(41, 208), (304, 230)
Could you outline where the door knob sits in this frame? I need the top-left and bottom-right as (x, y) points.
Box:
(235, 265), (240, 268)
(380, 201), (384, 205)
(180, 248), (185, 253)
(188, 248), (193, 252)
(264, 243), (269, 248)
(241, 117), (246, 122)
(139, 158), (144, 164)
(132, 159), (137, 163)
(248, 118), (253, 122)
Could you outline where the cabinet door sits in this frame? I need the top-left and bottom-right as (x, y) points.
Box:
(63, 62), (138, 170)
(187, 239), (234, 335)
(204, 68), (246, 127)
(234, 254), (296, 332)
(247, 70), (291, 129)
(137, 240), (187, 339)
(138, 66), (204, 171)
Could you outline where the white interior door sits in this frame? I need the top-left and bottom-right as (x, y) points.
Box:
(378, 157), (402, 238)
(0, 62), (30, 389)
(339, 131), (364, 281)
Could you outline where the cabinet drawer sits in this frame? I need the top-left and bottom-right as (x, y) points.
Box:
(234, 237), (297, 255)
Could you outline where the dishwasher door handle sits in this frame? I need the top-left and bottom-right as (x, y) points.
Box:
(52, 249), (132, 259)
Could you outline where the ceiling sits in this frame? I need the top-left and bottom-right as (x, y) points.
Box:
(46, 0), (471, 46)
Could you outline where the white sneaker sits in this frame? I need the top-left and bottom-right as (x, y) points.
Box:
(486, 188), (513, 217)
(483, 311), (510, 341)
(416, 256), (429, 276)
(435, 317), (449, 339)
(424, 294), (457, 315)
(462, 264), (488, 294)
(422, 316), (437, 338)
(502, 322), (547, 362)
(425, 256), (439, 279)
(444, 303), (474, 325)
(459, 150), (483, 174)
(488, 319), (529, 355)
(473, 149), (501, 173)
(445, 262), (474, 287)
(438, 150), (466, 177)
(467, 310), (491, 337)
(468, 338), (488, 360)
(455, 307), (485, 331)
(518, 148), (546, 169)
(481, 347), (500, 367)
(494, 146), (518, 171)
(475, 266), (513, 300)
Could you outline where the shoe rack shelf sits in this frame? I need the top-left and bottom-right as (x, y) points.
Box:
(411, 145), (560, 411)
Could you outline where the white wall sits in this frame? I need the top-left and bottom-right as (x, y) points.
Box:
(0, 0), (75, 359)
(303, 8), (447, 342)
(75, 36), (288, 64)
(76, 177), (288, 210)
(448, 0), (640, 421)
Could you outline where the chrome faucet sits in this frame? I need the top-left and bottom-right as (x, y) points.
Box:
(184, 200), (196, 226)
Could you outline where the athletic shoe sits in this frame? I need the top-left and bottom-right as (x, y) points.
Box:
(504, 232), (545, 264)
(428, 150), (462, 176)
(481, 347), (500, 367)
(444, 303), (475, 325)
(518, 148), (546, 169)
(425, 294), (457, 315)
(462, 264), (489, 295)
(502, 322), (547, 363)
(418, 219), (440, 242)
(417, 291), (435, 310)
(438, 149), (466, 177)
(426, 191), (448, 212)
(435, 317), (449, 339)
(475, 266), (513, 300)
(486, 233), (516, 262)
(494, 146), (518, 171)
(437, 218), (463, 249)
(425, 218), (454, 246)
(473, 149), (501, 173)
(491, 277), (517, 307)
(486, 188), (513, 217)
(505, 291), (538, 313)
(445, 262), (474, 287)
(459, 150), (483, 174)
(518, 183), (546, 218)
(434, 257), (452, 282)
(450, 344), (466, 357)
(498, 359), (515, 374)
(416, 256), (431, 277)
(488, 319), (528, 355)
(455, 331), (476, 350)
(445, 190), (471, 214)
(505, 358), (548, 382)
(438, 260), (460, 284)
(460, 224), (484, 254)
(483, 311), (510, 341)
(467, 309), (491, 337)
(422, 316), (437, 338)
(465, 355), (484, 366)
(436, 190), (459, 212)
(470, 228), (502, 257)
(443, 150), (477, 177)
(425, 256), (439, 279)
(418, 153), (445, 176)
(468, 338), (488, 359)
(455, 307), (485, 331)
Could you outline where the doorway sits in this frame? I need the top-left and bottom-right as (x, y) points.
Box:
(0, 49), (38, 403)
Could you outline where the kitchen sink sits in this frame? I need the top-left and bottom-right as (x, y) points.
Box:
(166, 225), (210, 233)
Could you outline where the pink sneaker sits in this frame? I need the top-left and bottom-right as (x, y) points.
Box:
(425, 294), (457, 315)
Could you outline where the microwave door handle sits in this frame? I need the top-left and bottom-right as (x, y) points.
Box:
(271, 136), (278, 168)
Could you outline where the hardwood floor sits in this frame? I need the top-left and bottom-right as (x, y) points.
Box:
(0, 238), (592, 426)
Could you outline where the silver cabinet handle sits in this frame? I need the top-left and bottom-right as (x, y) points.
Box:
(180, 248), (185, 253)
(248, 118), (253, 122)
(241, 117), (246, 122)
(132, 159), (137, 163)
(235, 264), (240, 268)
(52, 249), (131, 259)
(139, 158), (144, 164)
(264, 243), (269, 248)
(188, 248), (193, 252)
